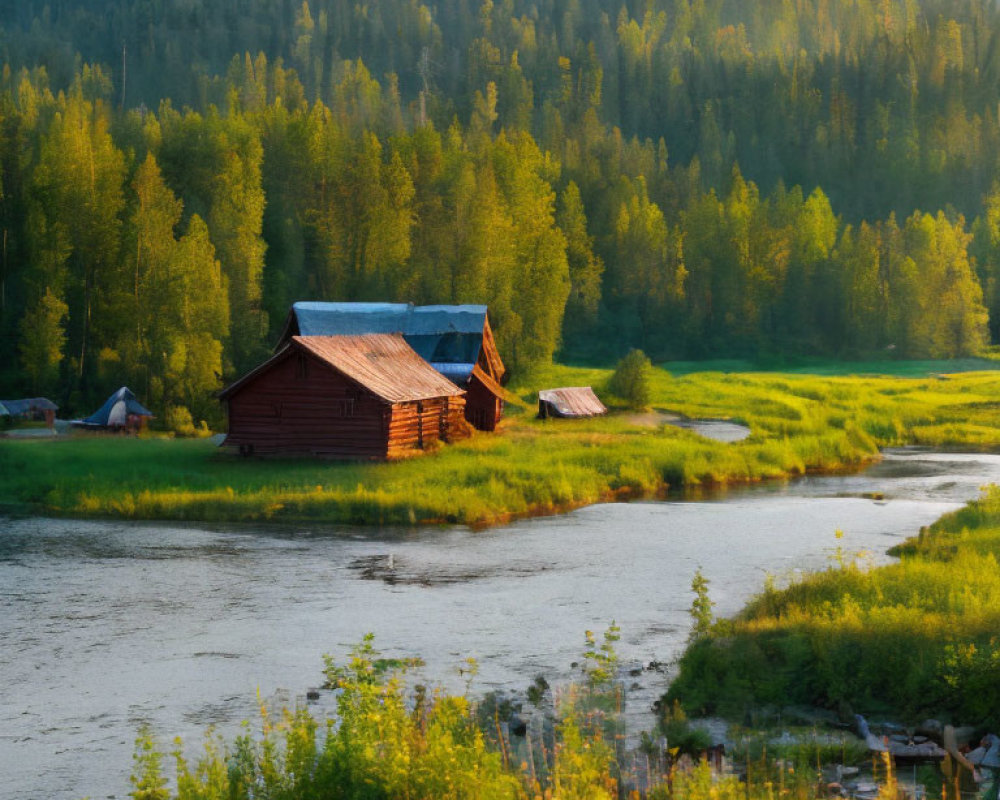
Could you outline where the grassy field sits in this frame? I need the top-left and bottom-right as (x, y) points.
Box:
(664, 483), (1000, 727)
(4, 363), (1000, 526)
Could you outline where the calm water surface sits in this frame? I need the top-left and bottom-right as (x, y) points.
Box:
(1, 449), (998, 800)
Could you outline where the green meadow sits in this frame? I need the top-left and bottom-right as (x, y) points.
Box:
(3, 363), (1000, 526)
(665, 483), (1000, 727)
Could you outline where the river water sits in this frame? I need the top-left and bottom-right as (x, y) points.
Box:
(2, 449), (1000, 800)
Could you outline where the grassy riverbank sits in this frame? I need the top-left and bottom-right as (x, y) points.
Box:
(128, 630), (898, 800)
(665, 484), (1000, 727)
(4, 364), (1000, 526)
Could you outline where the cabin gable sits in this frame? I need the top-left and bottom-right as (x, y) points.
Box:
(225, 348), (391, 458)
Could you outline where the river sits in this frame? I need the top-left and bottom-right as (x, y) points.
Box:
(2, 449), (999, 800)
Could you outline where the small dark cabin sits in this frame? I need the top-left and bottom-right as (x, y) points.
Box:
(219, 334), (468, 459)
(277, 302), (507, 432)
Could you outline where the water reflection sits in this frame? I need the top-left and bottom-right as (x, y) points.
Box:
(2, 450), (1000, 799)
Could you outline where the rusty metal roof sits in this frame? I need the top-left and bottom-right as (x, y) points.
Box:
(294, 334), (466, 402)
(538, 387), (607, 418)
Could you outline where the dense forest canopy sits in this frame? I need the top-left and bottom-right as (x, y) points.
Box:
(2, 0), (1000, 422)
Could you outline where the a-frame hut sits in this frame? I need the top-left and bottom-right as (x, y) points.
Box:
(277, 302), (507, 431)
(73, 387), (153, 430)
(219, 334), (468, 459)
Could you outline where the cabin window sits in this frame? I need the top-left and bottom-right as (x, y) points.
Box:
(331, 399), (355, 417)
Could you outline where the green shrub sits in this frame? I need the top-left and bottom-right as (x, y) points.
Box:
(660, 700), (713, 755)
(164, 405), (212, 437)
(164, 405), (196, 436)
(609, 349), (652, 410)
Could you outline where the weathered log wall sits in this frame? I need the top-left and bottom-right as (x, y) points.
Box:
(465, 370), (503, 432)
(386, 396), (468, 458)
(225, 350), (467, 459)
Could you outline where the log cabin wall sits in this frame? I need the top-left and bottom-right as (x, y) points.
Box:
(465, 372), (503, 432)
(224, 340), (470, 459)
(461, 316), (504, 431)
(444, 396), (470, 441)
(225, 350), (391, 459)
(386, 395), (469, 458)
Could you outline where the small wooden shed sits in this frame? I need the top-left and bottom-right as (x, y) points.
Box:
(219, 334), (468, 459)
(537, 387), (607, 419)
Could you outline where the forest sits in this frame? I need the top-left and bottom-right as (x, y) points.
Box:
(2, 0), (1000, 421)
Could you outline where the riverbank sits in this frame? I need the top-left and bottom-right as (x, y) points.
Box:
(665, 480), (1000, 728)
(4, 365), (1000, 526)
(5, 450), (993, 800)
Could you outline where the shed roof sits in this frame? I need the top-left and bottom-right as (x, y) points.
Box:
(538, 387), (607, 418)
(0, 397), (59, 415)
(221, 334), (466, 403)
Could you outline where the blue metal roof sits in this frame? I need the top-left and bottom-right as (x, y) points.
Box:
(294, 302), (412, 336)
(292, 302), (488, 336)
(0, 397), (59, 415)
(290, 303), (488, 366)
(429, 362), (476, 385)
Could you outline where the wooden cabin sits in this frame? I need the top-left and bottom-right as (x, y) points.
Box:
(219, 334), (468, 459)
(277, 302), (507, 431)
(537, 387), (607, 419)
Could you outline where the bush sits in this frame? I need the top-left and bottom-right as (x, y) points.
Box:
(162, 406), (213, 438)
(660, 700), (713, 755)
(164, 405), (195, 436)
(608, 349), (652, 410)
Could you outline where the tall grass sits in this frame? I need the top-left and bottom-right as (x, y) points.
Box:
(4, 366), (1000, 525)
(664, 486), (1000, 726)
(128, 632), (892, 800)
